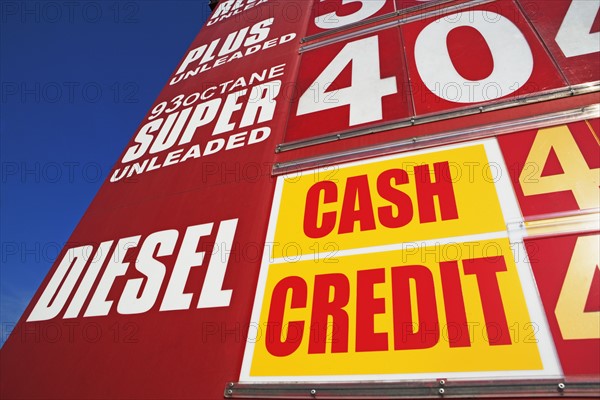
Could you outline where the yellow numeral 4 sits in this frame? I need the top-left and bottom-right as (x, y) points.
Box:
(519, 125), (599, 210)
(555, 234), (600, 340)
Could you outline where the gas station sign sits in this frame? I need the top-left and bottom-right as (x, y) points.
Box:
(241, 140), (560, 381)
(2, 0), (598, 398)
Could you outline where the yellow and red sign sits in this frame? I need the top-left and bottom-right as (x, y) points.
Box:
(250, 239), (542, 377)
(498, 119), (600, 218)
(526, 233), (600, 377)
(271, 143), (507, 259)
(242, 140), (559, 381)
(499, 118), (600, 378)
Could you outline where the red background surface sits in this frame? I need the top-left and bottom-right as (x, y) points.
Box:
(519, 0), (600, 85)
(497, 118), (600, 218)
(1, 0), (599, 398)
(0, 2), (312, 399)
(306, 0), (396, 36)
(285, 26), (411, 143)
(525, 232), (600, 377)
(401, 0), (566, 116)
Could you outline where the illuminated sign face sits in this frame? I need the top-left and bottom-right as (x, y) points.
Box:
(240, 140), (560, 381)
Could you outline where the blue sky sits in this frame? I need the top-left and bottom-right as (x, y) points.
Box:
(0, 1), (212, 346)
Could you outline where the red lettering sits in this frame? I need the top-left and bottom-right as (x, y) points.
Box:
(463, 256), (511, 345)
(356, 268), (388, 352)
(266, 276), (307, 357)
(392, 265), (439, 350)
(377, 169), (413, 228)
(304, 181), (337, 238)
(265, 255), (513, 356)
(440, 260), (470, 347)
(338, 175), (376, 234)
(414, 161), (458, 223)
(309, 273), (350, 354)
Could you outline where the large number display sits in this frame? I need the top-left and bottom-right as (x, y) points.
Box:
(526, 232), (599, 377)
(1, 0), (598, 399)
(498, 117), (599, 217)
(400, 0), (565, 115)
(286, 27), (410, 142)
(286, 0), (598, 144)
(500, 118), (600, 378)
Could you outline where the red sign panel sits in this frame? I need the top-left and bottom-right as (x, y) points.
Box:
(285, 27), (411, 142)
(306, 0), (396, 36)
(497, 118), (600, 218)
(287, 0), (573, 144)
(0, 2), (312, 399)
(101, 2), (306, 200)
(400, 0), (566, 116)
(526, 232), (600, 377)
(2, 0), (599, 397)
(518, 0), (600, 85)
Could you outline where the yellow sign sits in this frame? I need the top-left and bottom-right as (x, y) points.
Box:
(242, 141), (552, 381)
(249, 239), (542, 377)
(271, 144), (506, 259)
